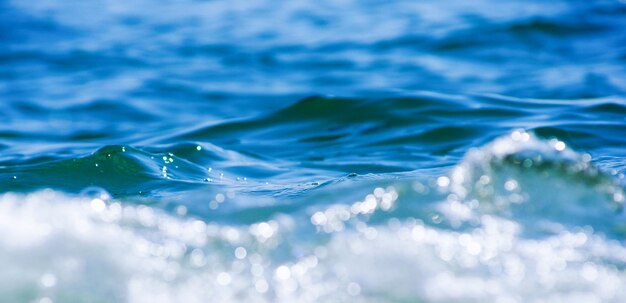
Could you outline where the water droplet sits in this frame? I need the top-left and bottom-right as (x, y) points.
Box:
(255, 279), (269, 293)
(554, 141), (566, 151)
(90, 198), (106, 212)
(437, 176), (450, 187)
(216, 272), (231, 286)
(234, 247), (247, 259)
(41, 273), (57, 288)
(275, 265), (291, 280)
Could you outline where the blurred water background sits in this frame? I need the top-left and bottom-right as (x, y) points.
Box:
(2, 0), (626, 302)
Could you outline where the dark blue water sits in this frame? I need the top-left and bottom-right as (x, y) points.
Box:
(1, 0), (626, 302)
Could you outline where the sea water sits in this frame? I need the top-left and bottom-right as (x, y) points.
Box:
(1, 0), (626, 302)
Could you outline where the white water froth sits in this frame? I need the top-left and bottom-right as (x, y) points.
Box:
(445, 130), (626, 237)
(0, 189), (625, 302)
(1, 131), (626, 302)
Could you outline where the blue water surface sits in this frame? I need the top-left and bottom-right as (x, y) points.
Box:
(1, 0), (626, 302)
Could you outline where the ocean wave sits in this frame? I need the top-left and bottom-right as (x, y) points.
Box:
(3, 94), (626, 196)
(1, 131), (624, 302)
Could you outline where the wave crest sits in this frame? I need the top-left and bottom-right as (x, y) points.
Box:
(447, 130), (625, 236)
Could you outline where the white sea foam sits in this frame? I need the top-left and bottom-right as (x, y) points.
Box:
(447, 130), (626, 237)
(1, 131), (625, 302)
(0, 189), (624, 302)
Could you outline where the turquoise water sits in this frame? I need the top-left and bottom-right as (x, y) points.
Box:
(2, 0), (626, 302)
